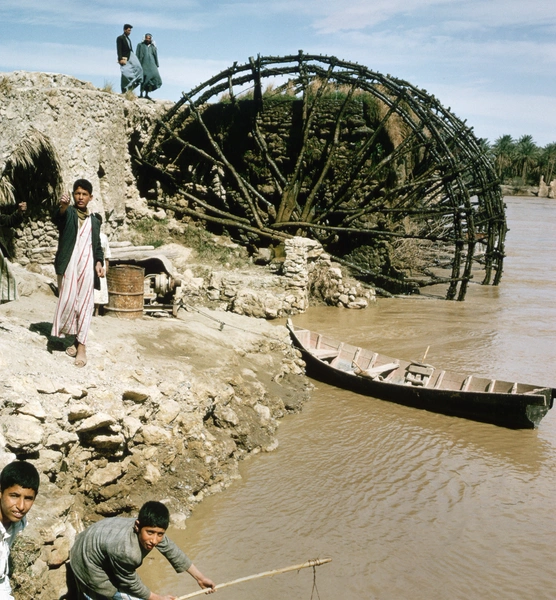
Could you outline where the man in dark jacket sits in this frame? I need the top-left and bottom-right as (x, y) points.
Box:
(116, 24), (143, 93)
(51, 179), (104, 367)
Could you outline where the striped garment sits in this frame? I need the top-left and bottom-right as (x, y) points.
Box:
(0, 248), (18, 303)
(51, 216), (94, 344)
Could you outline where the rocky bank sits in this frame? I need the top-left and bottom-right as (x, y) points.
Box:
(0, 269), (313, 599)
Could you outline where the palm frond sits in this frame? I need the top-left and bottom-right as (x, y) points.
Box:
(0, 127), (63, 208)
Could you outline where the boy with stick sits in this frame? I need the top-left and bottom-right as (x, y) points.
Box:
(70, 501), (215, 600)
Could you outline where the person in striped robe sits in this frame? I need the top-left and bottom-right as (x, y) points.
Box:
(51, 179), (104, 367)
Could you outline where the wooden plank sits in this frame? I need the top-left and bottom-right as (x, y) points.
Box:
(310, 348), (339, 360)
(461, 376), (472, 391)
(433, 370), (446, 389)
(356, 361), (399, 380)
(487, 379), (496, 393)
(407, 363), (434, 376)
(329, 343), (345, 367)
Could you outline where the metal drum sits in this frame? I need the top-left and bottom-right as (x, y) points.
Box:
(105, 265), (144, 319)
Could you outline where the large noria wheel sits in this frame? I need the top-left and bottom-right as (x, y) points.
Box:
(140, 52), (506, 300)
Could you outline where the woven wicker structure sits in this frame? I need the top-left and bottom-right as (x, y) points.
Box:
(140, 52), (506, 300)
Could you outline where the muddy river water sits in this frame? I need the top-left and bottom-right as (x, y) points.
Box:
(142, 197), (556, 600)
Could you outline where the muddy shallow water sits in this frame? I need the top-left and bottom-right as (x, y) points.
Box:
(142, 197), (556, 600)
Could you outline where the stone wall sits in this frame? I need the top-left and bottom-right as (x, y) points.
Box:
(0, 71), (170, 264)
(176, 236), (375, 318)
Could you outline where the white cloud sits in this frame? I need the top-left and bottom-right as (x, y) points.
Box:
(311, 0), (454, 33)
(0, 42), (114, 78)
(424, 83), (556, 145)
(308, 0), (556, 34)
(0, 0), (209, 30)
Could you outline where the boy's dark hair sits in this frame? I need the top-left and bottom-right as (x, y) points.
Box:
(73, 179), (93, 194)
(0, 461), (40, 494)
(137, 501), (169, 530)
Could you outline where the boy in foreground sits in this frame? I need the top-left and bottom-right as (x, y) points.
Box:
(0, 461), (40, 600)
(70, 501), (215, 600)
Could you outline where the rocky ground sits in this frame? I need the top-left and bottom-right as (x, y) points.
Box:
(0, 268), (311, 599)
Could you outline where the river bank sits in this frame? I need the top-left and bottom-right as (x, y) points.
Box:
(0, 268), (311, 599)
(500, 184), (539, 197)
(143, 196), (556, 600)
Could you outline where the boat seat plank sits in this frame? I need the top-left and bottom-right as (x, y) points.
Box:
(329, 344), (345, 367)
(310, 348), (340, 360)
(433, 371), (446, 389)
(355, 361), (399, 380)
(525, 387), (549, 395)
(407, 364), (435, 376)
(368, 353), (378, 368)
(461, 376), (473, 391)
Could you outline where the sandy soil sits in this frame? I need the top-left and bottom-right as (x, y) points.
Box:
(0, 281), (294, 390)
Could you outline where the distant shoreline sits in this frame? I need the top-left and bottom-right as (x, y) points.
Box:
(501, 184), (539, 197)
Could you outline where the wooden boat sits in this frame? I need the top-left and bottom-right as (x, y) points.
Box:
(287, 320), (555, 429)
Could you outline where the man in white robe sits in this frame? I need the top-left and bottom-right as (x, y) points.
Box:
(51, 179), (104, 367)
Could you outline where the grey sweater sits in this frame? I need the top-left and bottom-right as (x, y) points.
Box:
(69, 517), (192, 599)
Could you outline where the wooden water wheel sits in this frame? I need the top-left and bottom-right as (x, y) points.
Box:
(139, 52), (506, 300)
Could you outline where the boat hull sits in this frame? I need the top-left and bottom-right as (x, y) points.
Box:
(287, 322), (554, 430)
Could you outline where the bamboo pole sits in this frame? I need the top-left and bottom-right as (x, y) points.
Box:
(176, 558), (332, 600)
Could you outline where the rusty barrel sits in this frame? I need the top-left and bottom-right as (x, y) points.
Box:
(105, 265), (144, 319)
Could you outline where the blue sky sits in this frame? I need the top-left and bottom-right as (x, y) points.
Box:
(1, 0), (555, 146)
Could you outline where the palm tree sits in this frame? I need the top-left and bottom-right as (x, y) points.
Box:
(541, 143), (556, 183)
(515, 135), (539, 184)
(492, 135), (515, 180)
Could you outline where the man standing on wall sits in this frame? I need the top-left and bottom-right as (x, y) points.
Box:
(116, 24), (143, 94)
(51, 179), (104, 368)
(136, 33), (162, 99)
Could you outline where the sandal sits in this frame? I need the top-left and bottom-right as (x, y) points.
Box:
(66, 345), (77, 358)
(74, 358), (87, 368)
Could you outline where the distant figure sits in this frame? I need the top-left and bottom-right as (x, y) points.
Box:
(51, 179), (105, 368)
(92, 213), (111, 316)
(0, 201), (27, 303)
(136, 33), (162, 99)
(116, 23), (143, 93)
(70, 500), (215, 600)
(0, 461), (40, 600)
